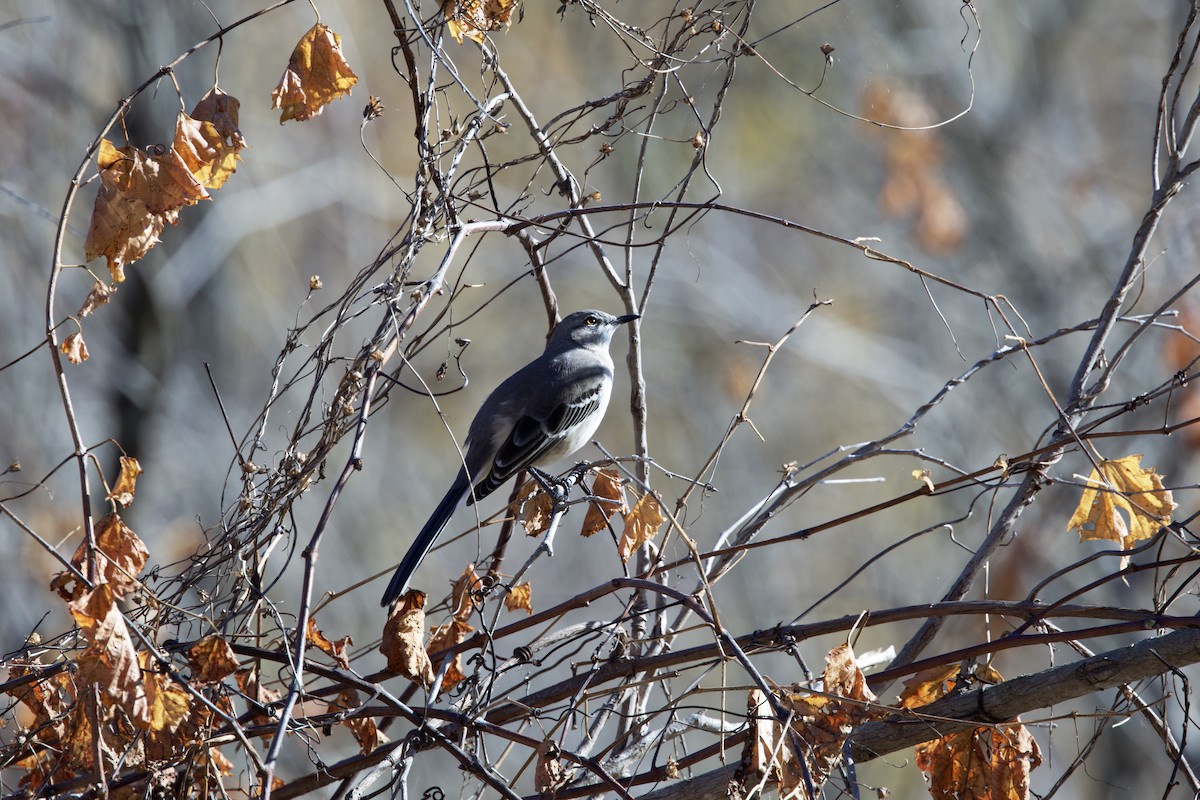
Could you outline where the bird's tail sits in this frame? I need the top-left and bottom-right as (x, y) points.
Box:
(381, 473), (470, 607)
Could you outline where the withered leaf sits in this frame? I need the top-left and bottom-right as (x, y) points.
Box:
(106, 456), (143, 507)
(328, 688), (386, 755)
(69, 585), (148, 727)
(187, 636), (239, 683)
(77, 281), (112, 318)
(68, 512), (148, 600)
(139, 651), (191, 734)
(503, 581), (532, 614)
(443, 0), (519, 45)
(61, 332), (89, 364)
(581, 467), (627, 537)
(306, 618), (352, 669)
(916, 723), (1042, 800)
(617, 491), (665, 563)
(534, 739), (567, 794)
(380, 590), (435, 686)
(516, 480), (553, 537)
(1067, 454), (1176, 548)
(84, 138), (208, 282)
(186, 87), (247, 189)
(271, 24), (359, 123)
(427, 617), (475, 692)
(450, 563), (481, 622)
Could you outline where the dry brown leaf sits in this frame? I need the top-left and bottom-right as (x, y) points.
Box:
(428, 618), (475, 692)
(234, 668), (282, 727)
(504, 581), (532, 614)
(581, 467), (627, 537)
(899, 663), (959, 709)
(451, 563), (481, 621)
(741, 644), (885, 799)
(328, 688), (387, 755)
(77, 281), (112, 318)
(65, 512), (149, 600)
(916, 723), (1042, 800)
(61, 332), (89, 364)
(380, 590), (435, 686)
(534, 739), (567, 794)
(184, 88), (247, 189)
(617, 491), (665, 563)
(306, 618), (352, 669)
(84, 138), (209, 282)
(271, 23), (359, 123)
(517, 479), (553, 536)
(106, 456), (143, 507)
(1067, 454), (1176, 548)
(174, 113), (242, 191)
(188, 636), (239, 683)
(443, 0), (519, 44)
(69, 585), (148, 727)
(138, 651), (191, 734)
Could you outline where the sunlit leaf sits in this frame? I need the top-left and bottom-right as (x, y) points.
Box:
(581, 467), (627, 537)
(380, 590), (434, 686)
(270, 24), (359, 123)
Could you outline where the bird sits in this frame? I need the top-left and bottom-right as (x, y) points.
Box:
(381, 309), (639, 606)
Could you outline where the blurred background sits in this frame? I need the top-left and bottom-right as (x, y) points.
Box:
(2, 1), (1199, 797)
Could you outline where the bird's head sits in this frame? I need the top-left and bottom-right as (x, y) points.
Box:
(550, 309), (640, 349)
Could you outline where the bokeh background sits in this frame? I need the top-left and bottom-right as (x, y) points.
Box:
(3, 1), (1199, 797)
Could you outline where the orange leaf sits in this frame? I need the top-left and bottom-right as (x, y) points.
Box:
(306, 618), (352, 669)
(581, 467), (627, 537)
(617, 491), (665, 563)
(138, 651), (192, 733)
(60, 332), (89, 364)
(106, 456), (143, 507)
(899, 663), (959, 709)
(270, 24), (359, 123)
(504, 581), (532, 614)
(380, 590), (435, 686)
(188, 636), (240, 683)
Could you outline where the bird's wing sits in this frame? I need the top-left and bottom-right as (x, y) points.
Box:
(467, 378), (606, 502)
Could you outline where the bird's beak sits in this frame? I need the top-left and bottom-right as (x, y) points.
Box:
(615, 313), (640, 325)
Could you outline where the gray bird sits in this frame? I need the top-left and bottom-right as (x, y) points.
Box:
(382, 309), (639, 606)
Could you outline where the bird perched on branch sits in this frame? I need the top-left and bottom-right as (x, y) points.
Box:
(381, 309), (639, 607)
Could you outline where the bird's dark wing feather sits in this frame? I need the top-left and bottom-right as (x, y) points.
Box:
(468, 383), (604, 502)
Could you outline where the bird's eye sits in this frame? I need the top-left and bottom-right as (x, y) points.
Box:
(585, 316), (598, 326)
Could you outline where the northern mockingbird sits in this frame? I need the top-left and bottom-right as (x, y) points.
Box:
(381, 309), (639, 606)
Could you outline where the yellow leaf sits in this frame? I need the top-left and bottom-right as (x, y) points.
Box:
(186, 88), (247, 189)
(270, 24), (359, 123)
(581, 467), (627, 537)
(504, 581), (532, 614)
(617, 491), (665, 563)
(1068, 454), (1175, 548)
